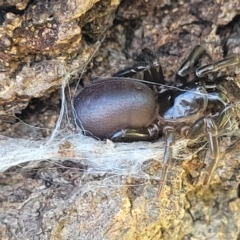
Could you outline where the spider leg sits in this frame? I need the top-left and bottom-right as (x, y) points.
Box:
(158, 126), (175, 198)
(143, 62), (165, 84)
(187, 117), (219, 186)
(110, 124), (161, 142)
(176, 45), (206, 87)
(113, 48), (165, 84)
(202, 117), (219, 185)
(196, 57), (239, 78)
(177, 45), (206, 77)
(112, 62), (149, 78)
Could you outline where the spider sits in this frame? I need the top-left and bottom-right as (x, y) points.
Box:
(74, 45), (239, 197)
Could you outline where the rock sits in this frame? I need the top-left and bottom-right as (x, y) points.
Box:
(1, 0), (240, 239)
(0, 0), (120, 116)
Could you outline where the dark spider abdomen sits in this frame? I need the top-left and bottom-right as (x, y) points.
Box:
(74, 78), (158, 139)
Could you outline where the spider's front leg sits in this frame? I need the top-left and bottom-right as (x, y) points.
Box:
(196, 57), (239, 77)
(187, 117), (220, 186)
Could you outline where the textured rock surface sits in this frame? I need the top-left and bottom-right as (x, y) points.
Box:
(1, 0), (240, 239)
(0, 0), (120, 116)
